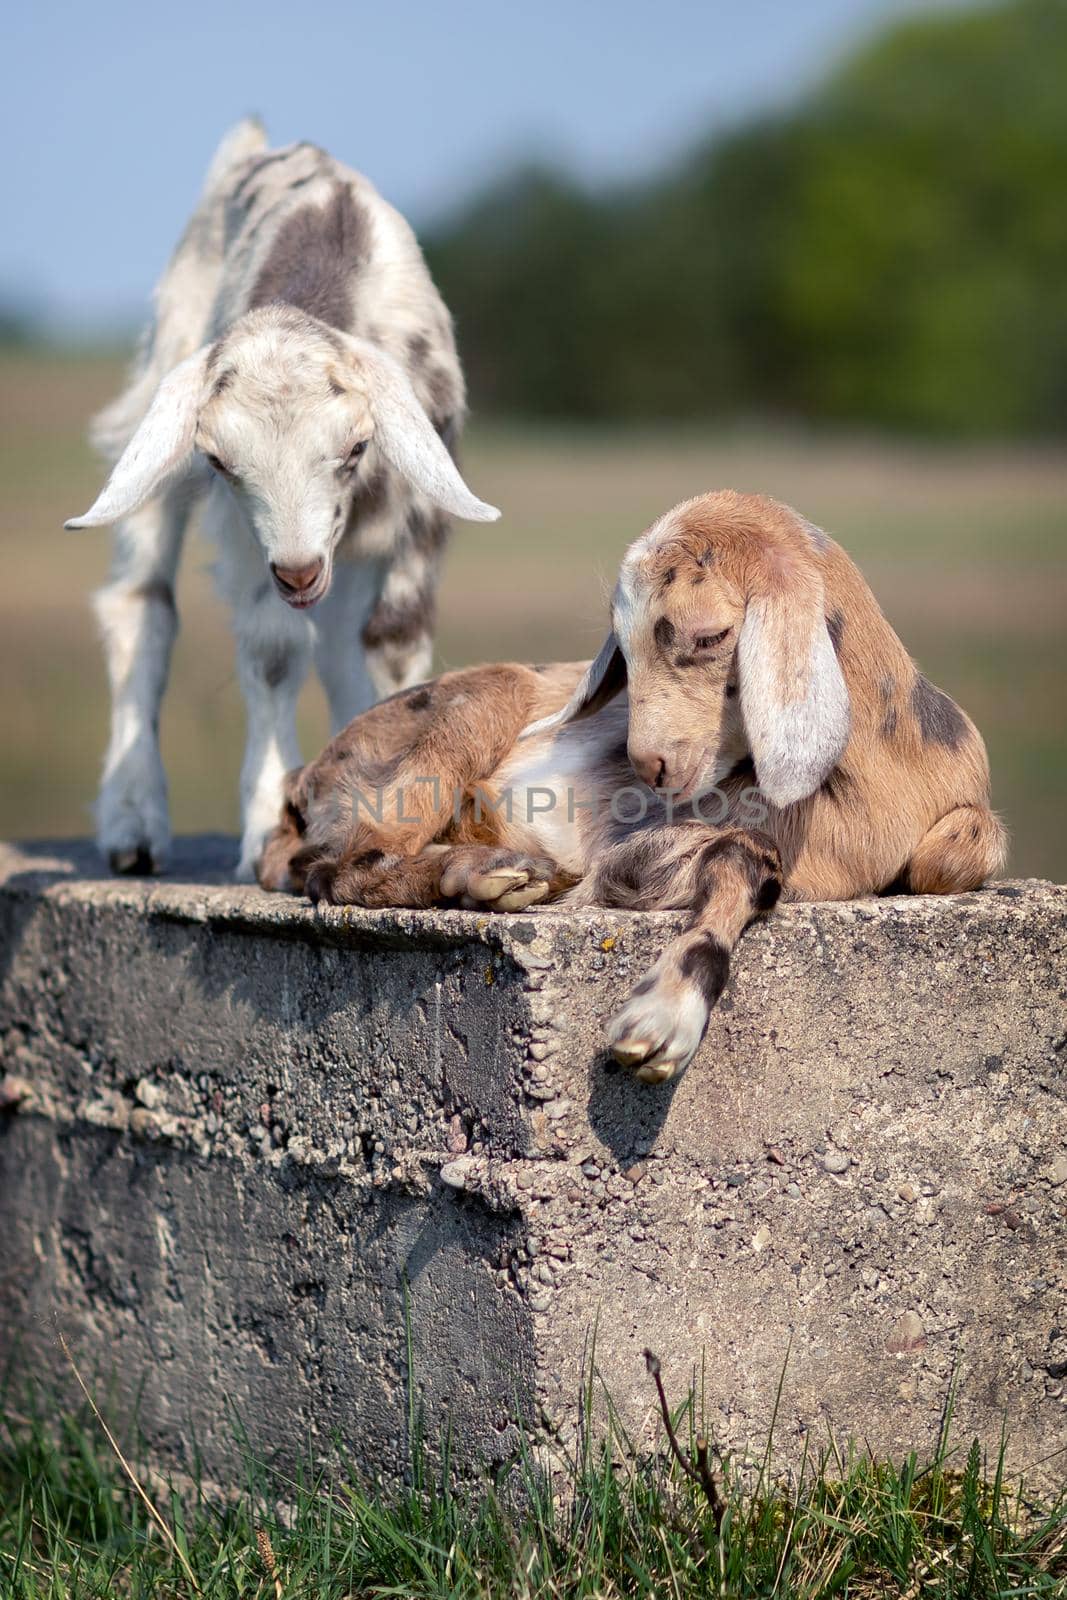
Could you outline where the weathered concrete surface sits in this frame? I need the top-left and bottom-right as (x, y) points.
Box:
(1, 838), (1065, 1489)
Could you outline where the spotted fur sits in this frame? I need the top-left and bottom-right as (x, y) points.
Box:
(260, 490), (1006, 1082)
(67, 119), (498, 879)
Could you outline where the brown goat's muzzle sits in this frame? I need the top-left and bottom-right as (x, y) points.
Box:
(627, 734), (716, 804)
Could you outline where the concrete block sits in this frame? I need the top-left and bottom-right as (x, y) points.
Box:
(2, 839), (1064, 1487)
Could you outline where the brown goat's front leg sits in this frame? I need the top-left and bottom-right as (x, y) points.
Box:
(310, 842), (576, 913)
(591, 825), (782, 1083)
(306, 845), (451, 909)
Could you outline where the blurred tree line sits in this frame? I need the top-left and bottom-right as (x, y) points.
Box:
(425, 0), (1067, 434)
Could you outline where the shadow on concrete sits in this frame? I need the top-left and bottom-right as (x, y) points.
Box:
(3, 835), (239, 888)
(584, 1047), (681, 1161)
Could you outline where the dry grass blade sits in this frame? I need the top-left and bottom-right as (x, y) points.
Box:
(57, 1330), (201, 1593)
(644, 1349), (725, 1532)
(0, 1545), (49, 1579)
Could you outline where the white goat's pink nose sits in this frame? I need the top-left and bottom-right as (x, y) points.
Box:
(271, 559), (323, 595)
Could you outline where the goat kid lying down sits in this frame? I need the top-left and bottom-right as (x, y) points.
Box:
(66, 118), (498, 880)
(259, 491), (1006, 1083)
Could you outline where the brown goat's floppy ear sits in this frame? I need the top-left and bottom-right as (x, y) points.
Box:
(738, 580), (850, 807)
(65, 347), (212, 528)
(521, 633), (627, 738)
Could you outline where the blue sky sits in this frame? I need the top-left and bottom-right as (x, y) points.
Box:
(4, 0), (951, 330)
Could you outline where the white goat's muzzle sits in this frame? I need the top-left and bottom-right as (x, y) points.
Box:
(271, 556), (331, 609)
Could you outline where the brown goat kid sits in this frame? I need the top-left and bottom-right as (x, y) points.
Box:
(259, 491), (1006, 1082)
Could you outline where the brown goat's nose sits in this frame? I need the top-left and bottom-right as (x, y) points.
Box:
(630, 749), (667, 789)
(271, 559), (324, 594)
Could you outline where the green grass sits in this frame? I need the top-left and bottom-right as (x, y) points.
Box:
(2, 1359), (1065, 1599)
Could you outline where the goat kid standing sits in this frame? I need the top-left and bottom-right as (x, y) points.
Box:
(67, 119), (498, 878)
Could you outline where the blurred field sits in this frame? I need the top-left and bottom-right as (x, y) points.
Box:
(1, 349), (1064, 879)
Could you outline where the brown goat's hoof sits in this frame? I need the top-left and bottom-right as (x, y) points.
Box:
(610, 1040), (655, 1069)
(469, 867), (551, 911)
(439, 849), (556, 912)
(304, 860), (338, 907)
(607, 975), (708, 1082)
(609, 1040), (679, 1083)
(633, 1058), (680, 1085)
(109, 844), (157, 876)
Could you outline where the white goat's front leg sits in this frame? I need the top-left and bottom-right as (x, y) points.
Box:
(93, 493), (191, 873)
(233, 591), (313, 881)
(312, 557), (385, 733)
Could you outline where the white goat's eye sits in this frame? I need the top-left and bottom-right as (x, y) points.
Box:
(343, 440), (369, 469)
(204, 452), (232, 476)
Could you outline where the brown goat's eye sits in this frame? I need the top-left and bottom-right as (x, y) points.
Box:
(693, 628), (730, 652)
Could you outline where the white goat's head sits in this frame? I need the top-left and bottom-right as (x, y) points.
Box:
(67, 308), (499, 608)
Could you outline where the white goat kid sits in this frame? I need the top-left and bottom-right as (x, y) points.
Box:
(67, 119), (498, 879)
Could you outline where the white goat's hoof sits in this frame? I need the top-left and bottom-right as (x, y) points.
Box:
(234, 853), (260, 884)
(98, 818), (169, 876)
(108, 845), (159, 876)
(237, 810), (280, 883)
(96, 741), (170, 877)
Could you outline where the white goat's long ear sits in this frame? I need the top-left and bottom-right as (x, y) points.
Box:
(65, 347), (211, 528)
(738, 580), (851, 808)
(350, 341), (499, 523)
(522, 633), (627, 738)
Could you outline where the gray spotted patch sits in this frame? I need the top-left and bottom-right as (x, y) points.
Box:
(249, 183), (370, 332)
(825, 609), (845, 658)
(131, 579), (176, 612)
(653, 617), (677, 653)
(261, 645), (294, 690)
(911, 675), (967, 749)
(362, 592), (435, 652)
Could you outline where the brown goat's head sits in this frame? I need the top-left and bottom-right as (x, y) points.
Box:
(528, 491), (851, 808)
